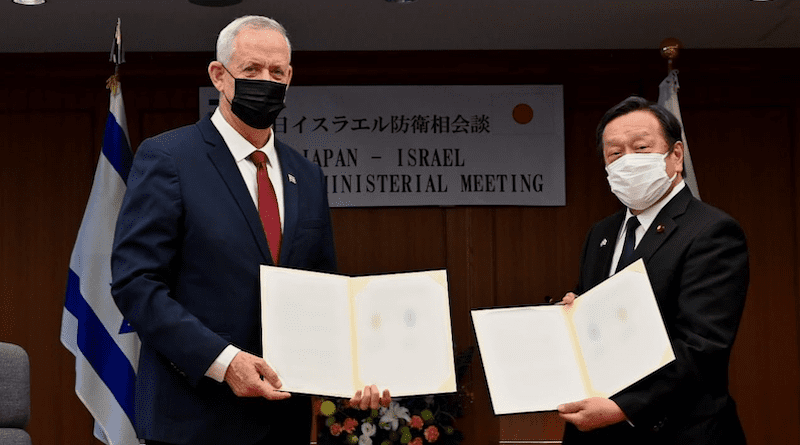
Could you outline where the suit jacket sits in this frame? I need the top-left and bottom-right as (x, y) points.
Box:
(563, 187), (749, 445)
(111, 115), (337, 445)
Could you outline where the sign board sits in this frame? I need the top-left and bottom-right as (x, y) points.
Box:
(200, 85), (565, 207)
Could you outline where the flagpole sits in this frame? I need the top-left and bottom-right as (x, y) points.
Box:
(657, 37), (701, 200)
(107, 18), (124, 94)
(61, 17), (140, 445)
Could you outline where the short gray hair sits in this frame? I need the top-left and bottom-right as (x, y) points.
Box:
(216, 16), (292, 65)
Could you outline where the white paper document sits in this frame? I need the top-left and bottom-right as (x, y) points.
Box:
(260, 266), (457, 398)
(471, 259), (675, 415)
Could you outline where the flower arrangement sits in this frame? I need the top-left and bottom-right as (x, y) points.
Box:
(316, 395), (465, 445)
(317, 348), (474, 445)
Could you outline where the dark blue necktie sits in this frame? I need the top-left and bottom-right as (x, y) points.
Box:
(616, 216), (640, 272)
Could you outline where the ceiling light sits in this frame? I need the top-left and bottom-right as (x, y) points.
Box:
(13, 0), (45, 4)
(385, 0), (417, 3)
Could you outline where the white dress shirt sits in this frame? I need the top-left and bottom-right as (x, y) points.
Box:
(609, 180), (686, 277)
(205, 108), (286, 382)
(210, 108), (285, 229)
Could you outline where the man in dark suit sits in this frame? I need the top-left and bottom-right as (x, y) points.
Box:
(557, 96), (749, 444)
(111, 16), (387, 445)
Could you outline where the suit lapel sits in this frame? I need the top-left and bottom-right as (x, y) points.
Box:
(634, 187), (693, 264)
(595, 211), (625, 284)
(198, 117), (272, 264)
(275, 140), (298, 265)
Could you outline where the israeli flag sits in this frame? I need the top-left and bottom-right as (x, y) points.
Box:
(60, 81), (140, 445)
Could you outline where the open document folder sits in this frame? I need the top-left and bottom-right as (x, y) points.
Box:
(471, 259), (675, 415)
(260, 266), (457, 398)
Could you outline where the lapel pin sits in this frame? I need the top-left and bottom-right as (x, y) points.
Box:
(600, 238), (607, 247)
(656, 224), (665, 233)
(288, 174), (297, 184)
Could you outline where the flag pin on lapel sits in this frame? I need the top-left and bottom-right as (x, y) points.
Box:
(656, 224), (665, 233)
(600, 238), (607, 247)
(288, 174), (296, 184)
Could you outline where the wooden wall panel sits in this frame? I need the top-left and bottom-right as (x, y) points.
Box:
(1, 49), (799, 445)
(444, 207), (500, 443)
(331, 207), (448, 275)
(794, 94), (800, 445)
(684, 106), (800, 445)
(1, 110), (100, 444)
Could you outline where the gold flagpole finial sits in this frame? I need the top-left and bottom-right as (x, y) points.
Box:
(106, 73), (120, 95)
(659, 37), (682, 72)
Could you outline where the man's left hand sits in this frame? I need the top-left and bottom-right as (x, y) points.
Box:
(349, 385), (391, 410)
(557, 397), (627, 431)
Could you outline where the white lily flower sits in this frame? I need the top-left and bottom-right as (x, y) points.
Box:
(361, 422), (377, 437)
(359, 422), (376, 445)
(378, 401), (411, 431)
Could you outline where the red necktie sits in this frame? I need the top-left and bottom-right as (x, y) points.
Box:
(249, 150), (281, 264)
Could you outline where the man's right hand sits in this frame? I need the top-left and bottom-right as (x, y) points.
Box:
(558, 292), (577, 305)
(224, 351), (291, 400)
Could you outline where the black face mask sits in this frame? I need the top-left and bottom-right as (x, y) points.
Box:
(222, 65), (287, 130)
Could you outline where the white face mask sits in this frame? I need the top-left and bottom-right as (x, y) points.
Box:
(605, 152), (677, 211)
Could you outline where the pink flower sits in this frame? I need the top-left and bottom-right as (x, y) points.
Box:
(409, 415), (424, 430)
(330, 423), (343, 436)
(409, 437), (423, 445)
(424, 425), (440, 443)
(343, 418), (359, 434)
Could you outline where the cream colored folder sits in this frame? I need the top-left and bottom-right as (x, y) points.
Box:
(260, 266), (456, 398)
(471, 259), (675, 415)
